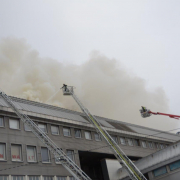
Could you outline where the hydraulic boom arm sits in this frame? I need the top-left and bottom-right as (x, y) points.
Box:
(0, 90), (91, 180)
(62, 85), (147, 180)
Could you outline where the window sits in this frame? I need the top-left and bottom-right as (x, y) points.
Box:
(9, 119), (20, 129)
(160, 144), (164, 149)
(24, 123), (31, 131)
(74, 129), (81, 138)
(155, 143), (159, 149)
(94, 133), (101, 141)
(0, 117), (4, 127)
(153, 166), (167, 177)
(29, 176), (39, 180)
(41, 147), (50, 163)
(85, 131), (92, 140)
(142, 141), (147, 148)
(51, 125), (59, 135)
(0, 143), (6, 160)
(57, 177), (66, 180)
(38, 123), (47, 133)
(120, 137), (126, 145)
(69, 178), (75, 180)
(148, 142), (153, 149)
(134, 139), (140, 146)
(55, 148), (62, 164)
(27, 146), (37, 162)
(43, 177), (53, 180)
(0, 176), (8, 180)
(111, 135), (118, 143)
(63, 127), (71, 137)
(11, 144), (22, 161)
(169, 160), (180, 171)
(12, 176), (24, 180)
(67, 150), (74, 161)
(127, 139), (133, 146)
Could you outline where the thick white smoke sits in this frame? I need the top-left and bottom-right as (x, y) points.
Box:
(0, 37), (178, 131)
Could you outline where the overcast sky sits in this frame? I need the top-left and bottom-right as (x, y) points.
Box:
(1, 1), (180, 121)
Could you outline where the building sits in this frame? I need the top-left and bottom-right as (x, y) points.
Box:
(0, 96), (179, 180)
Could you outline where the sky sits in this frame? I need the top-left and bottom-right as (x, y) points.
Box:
(1, 0), (180, 131)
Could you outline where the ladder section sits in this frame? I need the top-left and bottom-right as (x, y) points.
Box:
(62, 86), (147, 180)
(0, 91), (91, 180)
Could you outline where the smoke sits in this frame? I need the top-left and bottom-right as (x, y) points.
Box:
(0, 37), (178, 131)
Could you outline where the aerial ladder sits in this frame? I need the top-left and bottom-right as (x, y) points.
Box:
(140, 106), (180, 120)
(0, 90), (91, 180)
(62, 85), (147, 180)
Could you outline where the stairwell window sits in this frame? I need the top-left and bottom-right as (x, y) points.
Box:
(63, 127), (71, 137)
(9, 119), (20, 130)
(0, 117), (4, 127)
(142, 141), (147, 148)
(74, 129), (81, 138)
(38, 123), (47, 133)
(0, 143), (6, 160)
(120, 137), (126, 145)
(11, 144), (22, 161)
(41, 147), (50, 163)
(85, 131), (92, 140)
(51, 125), (59, 135)
(27, 146), (37, 162)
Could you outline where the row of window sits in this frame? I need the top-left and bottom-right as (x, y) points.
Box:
(0, 176), (75, 180)
(0, 143), (74, 163)
(153, 160), (180, 177)
(0, 117), (169, 150)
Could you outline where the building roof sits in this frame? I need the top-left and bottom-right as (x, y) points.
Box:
(0, 95), (179, 143)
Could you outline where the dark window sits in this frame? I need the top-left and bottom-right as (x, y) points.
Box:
(134, 139), (140, 146)
(57, 177), (66, 180)
(74, 129), (81, 138)
(169, 160), (180, 171)
(0, 176), (8, 180)
(12, 176), (24, 180)
(111, 135), (118, 143)
(0, 117), (4, 127)
(29, 176), (39, 180)
(43, 177), (53, 180)
(153, 166), (167, 177)
(148, 142), (153, 149)
(41, 147), (50, 163)
(94, 133), (101, 141)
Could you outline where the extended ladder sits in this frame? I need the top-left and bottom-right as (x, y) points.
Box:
(0, 91), (91, 180)
(62, 85), (147, 180)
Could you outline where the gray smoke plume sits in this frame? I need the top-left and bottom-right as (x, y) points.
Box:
(0, 37), (178, 131)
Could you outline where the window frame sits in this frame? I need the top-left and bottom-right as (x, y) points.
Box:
(66, 149), (75, 162)
(26, 145), (37, 163)
(51, 125), (59, 135)
(111, 135), (118, 143)
(127, 138), (134, 146)
(24, 123), (32, 132)
(63, 127), (71, 137)
(94, 133), (101, 141)
(120, 137), (126, 145)
(153, 166), (167, 177)
(74, 129), (82, 138)
(9, 119), (20, 130)
(43, 177), (54, 180)
(148, 142), (154, 149)
(169, 160), (180, 171)
(11, 144), (23, 162)
(0, 117), (4, 127)
(134, 139), (140, 146)
(141, 141), (147, 148)
(41, 147), (51, 163)
(28, 176), (40, 180)
(0, 176), (8, 180)
(12, 176), (24, 180)
(0, 142), (7, 161)
(38, 123), (47, 133)
(84, 131), (92, 140)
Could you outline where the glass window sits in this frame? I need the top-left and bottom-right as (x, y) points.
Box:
(134, 139), (140, 146)
(85, 131), (92, 140)
(0, 117), (4, 127)
(12, 176), (24, 180)
(38, 123), (47, 133)
(142, 141), (147, 148)
(43, 177), (53, 180)
(120, 137), (126, 145)
(148, 142), (153, 149)
(111, 135), (118, 143)
(57, 177), (66, 180)
(24, 123), (31, 131)
(41, 147), (50, 163)
(169, 160), (180, 171)
(74, 129), (81, 138)
(0, 143), (6, 160)
(9, 119), (20, 129)
(11, 144), (22, 161)
(55, 148), (62, 164)
(94, 133), (101, 141)
(51, 125), (59, 135)
(29, 176), (39, 180)
(127, 139), (133, 146)
(67, 150), (74, 161)
(0, 176), (8, 180)
(160, 144), (164, 149)
(155, 143), (159, 149)
(69, 178), (75, 180)
(153, 166), (167, 177)
(27, 146), (37, 162)
(63, 127), (71, 136)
